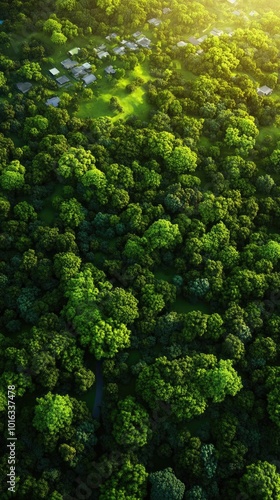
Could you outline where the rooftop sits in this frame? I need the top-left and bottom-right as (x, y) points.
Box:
(125, 41), (138, 50)
(16, 82), (32, 93)
(113, 46), (126, 55)
(97, 50), (110, 59)
(148, 18), (161, 26)
(210, 28), (224, 36)
(137, 36), (151, 48)
(133, 31), (142, 38)
(61, 58), (78, 69)
(177, 41), (187, 47)
(46, 97), (60, 107)
(71, 66), (87, 78)
(82, 62), (91, 70)
(56, 75), (70, 85)
(68, 47), (80, 56)
(82, 74), (97, 85)
(49, 68), (60, 76)
(257, 85), (273, 96)
(105, 65), (116, 74)
(162, 7), (171, 14)
(188, 36), (200, 46)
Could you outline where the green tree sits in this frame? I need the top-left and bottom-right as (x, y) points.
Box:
(33, 392), (73, 435)
(51, 31), (67, 44)
(165, 146), (197, 174)
(149, 467), (185, 500)
(112, 396), (151, 447)
(239, 461), (280, 500)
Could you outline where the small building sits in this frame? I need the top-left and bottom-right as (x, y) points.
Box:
(162, 7), (171, 14)
(197, 35), (207, 43)
(16, 82), (32, 93)
(120, 39), (127, 45)
(46, 97), (60, 107)
(97, 50), (110, 59)
(82, 74), (97, 85)
(125, 41), (138, 50)
(105, 65), (116, 75)
(233, 10), (241, 16)
(188, 36), (200, 46)
(249, 10), (259, 16)
(227, 0), (236, 4)
(257, 85), (273, 96)
(137, 36), (151, 48)
(106, 33), (118, 41)
(97, 44), (106, 51)
(177, 41), (187, 47)
(71, 66), (87, 78)
(82, 62), (91, 70)
(61, 58), (78, 69)
(68, 47), (80, 56)
(113, 46), (126, 55)
(196, 49), (204, 55)
(210, 28), (224, 36)
(148, 18), (161, 27)
(49, 67), (60, 76)
(56, 75), (70, 86)
(133, 31), (142, 38)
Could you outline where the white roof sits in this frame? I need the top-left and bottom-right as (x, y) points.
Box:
(97, 50), (109, 59)
(49, 68), (59, 76)
(113, 46), (126, 54)
(82, 62), (91, 70)
(257, 85), (273, 95)
(177, 41), (187, 47)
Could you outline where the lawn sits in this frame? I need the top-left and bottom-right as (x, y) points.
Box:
(76, 63), (152, 121)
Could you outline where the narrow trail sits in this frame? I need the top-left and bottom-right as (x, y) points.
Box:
(92, 359), (103, 418)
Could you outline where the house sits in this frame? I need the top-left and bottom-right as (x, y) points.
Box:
(82, 74), (97, 85)
(97, 44), (106, 51)
(61, 58), (78, 69)
(82, 62), (91, 70)
(106, 33), (118, 41)
(68, 47), (80, 57)
(71, 65), (87, 78)
(97, 50), (110, 59)
(188, 36), (200, 46)
(148, 18), (161, 27)
(137, 36), (151, 48)
(227, 0), (236, 4)
(177, 41), (187, 47)
(210, 28), (223, 36)
(233, 10), (241, 16)
(49, 68), (60, 76)
(249, 10), (259, 16)
(56, 75), (70, 86)
(120, 39), (127, 45)
(113, 46), (126, 55)
(257, 85), (273, 96)
(16, 82), (32, 93)
(197, 35), (207, 43)
(125, 41), (138, 50)
(162, 7), (171, 14)
(46, 97), (60, 107)
(105, 65), (116, 75)
(196, 49), (204, 55)
(133, 31), (142, 38)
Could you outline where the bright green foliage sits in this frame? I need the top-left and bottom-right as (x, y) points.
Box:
(43, 18), (62, 33)
(17, 62), (43, 81)
(202, 222), (230, 258)
(259, 240), (280, 264)
(239, 461), (280, 500)
(149, 467), (185, 500)
(51, 31), (67, 44)
(147, 131), (174, 158)
(0, 160), (25, 190)
(199, 193), (229, 224)
(56, 0), (77, 10)
(112, 396), (151, 447)
(80, 168), (107, 189)
(57, 147), (96, 180)
(165, 146), (197, 174)
(33, 392), (73, 435)
(53, 252), (81, 281)
(143, 219), (181, 251)
(74, 367), (95, 393)
(64, 268), (132, 359)
(137, 355), (242, 420)
(99, 459), (148, 500)
(199, 359), (242, 403)
(97, 0), (120, 15)
(14, 201), (37, 222)
(59, 198), (85, 227)
(102, 287), (138, 324)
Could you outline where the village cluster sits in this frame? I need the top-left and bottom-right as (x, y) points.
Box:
(15, 3), (273, 107)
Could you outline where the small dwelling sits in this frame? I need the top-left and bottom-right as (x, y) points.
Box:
(105, 65), (116, 75)
(82, 74), (97, 86)
(148, 18), (161, 27)
(162, 7), (171, 14)
(61, 58), (77, 69)
(97, 50), (110, 59)
(46, 97), (60, 107)
(257, 85), (273, 96)
(16, 82), (32, 93)
(56, 75), (70, 86)
(49, 68), (60, 76)
(68, 47), (80, 57)
(137, 37), (151, 48)
(177, 41), (187, 47)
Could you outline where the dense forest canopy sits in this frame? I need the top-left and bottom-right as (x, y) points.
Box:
(1, 0), (280, 498)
